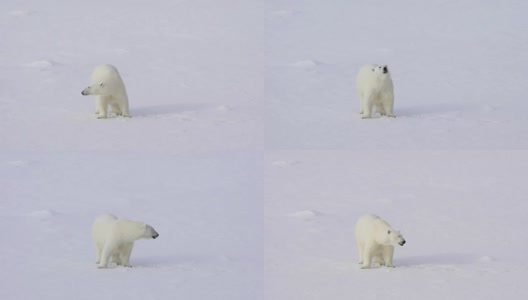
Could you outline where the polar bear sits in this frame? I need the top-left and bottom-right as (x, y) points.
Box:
(357, 64), (395, 118)
(81, 64), (130, 119)
(91, 213), (159, 268)
(355, 214), (405, 269)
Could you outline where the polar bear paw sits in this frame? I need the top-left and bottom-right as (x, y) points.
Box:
(360, 265), (371, 269)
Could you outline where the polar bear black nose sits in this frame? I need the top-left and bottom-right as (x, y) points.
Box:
(400, 240), (406, 246)
(383, 66), (388, 73)
(153, 233), (159, 239)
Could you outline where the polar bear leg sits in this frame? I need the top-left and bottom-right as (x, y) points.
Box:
(95, 96), (108, 119)
(111, 103), (122, 116)
(94, 244), (102, 264)
(361, 95), (374, 119)
(361, 242), (376, 268)
(357, 241), (364, 264)
(382, 246), (395, 267)
(120, 242), (134, 267)
(374, 253), (385, 266)
(98, 242), (117, 268)
(359, 92), (364, 115)
(119, 102), (131, 118)
(382, 94), (395, 117)
(112, 253), (122, 265)
(376, 103), (386, 116)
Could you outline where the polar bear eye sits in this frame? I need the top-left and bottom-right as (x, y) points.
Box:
(388, 230), (391, 234)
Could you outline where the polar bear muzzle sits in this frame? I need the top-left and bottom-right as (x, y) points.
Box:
(149, 226), (159, 239)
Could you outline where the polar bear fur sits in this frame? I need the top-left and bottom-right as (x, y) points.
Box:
(81, 64), (130, 119)
(91, 213), (159, 268)
(357, 64), (395, 118)
(355, 214), (405, 269)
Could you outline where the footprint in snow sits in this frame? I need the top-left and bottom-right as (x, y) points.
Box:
(24, 60), (57, 71)
(478, 256), (495, 263)
(290, 59), (321, 69)
(216, 105), (232, 112)
(288, 210), (321, 219)
(7, 160), (33, 167)
(9, 10), (34, 17)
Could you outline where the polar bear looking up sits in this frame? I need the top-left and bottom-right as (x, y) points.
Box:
(355, 214), (405, 269)
(81, 64), (131, 119)
(357, 64), (395, 119)
(91, 213), (159, 268)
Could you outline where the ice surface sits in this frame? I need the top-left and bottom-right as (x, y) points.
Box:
(1, 0), (528, 299)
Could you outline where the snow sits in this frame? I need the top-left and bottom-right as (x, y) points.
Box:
(265, 0), (528, 149)
(265, 151), (528, 299)
(1, 0), (527, 299)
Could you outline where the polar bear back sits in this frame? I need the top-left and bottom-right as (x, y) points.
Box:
(355, 214), (394, 244)
(355, 214), (404, 246)
(92, 213), (152, 245)
(355, 214), (385, 243)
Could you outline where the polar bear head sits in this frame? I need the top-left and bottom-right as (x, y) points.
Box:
(114, 219), (159, 241)
(81, 82), (105, 96)
(377, 227), (406, 247)
(371, 64), (390, 78)
(384, 228), (405, 246)
(144, 224), (159, 239)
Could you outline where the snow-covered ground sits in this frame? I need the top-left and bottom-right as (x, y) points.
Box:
(1, 1), (263, 299)
(1, 152), (262, 300)
(265, 0), (528, 149)
(0, 0), (263, 153)
(265, 151), (528, 299)
(263, 0), (528, 299)
(1, 0), (528, 299)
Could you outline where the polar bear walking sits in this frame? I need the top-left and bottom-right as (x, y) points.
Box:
(355, 214), (405, 269)
(92, 213), (159, 268)
(81, 64), (131, 119)
(357, 64), (395, 118)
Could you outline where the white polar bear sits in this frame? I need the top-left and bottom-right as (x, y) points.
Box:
(357, 64), (395, 119)
(355, 214), (405, 269)
(81, 64), (131, 119)
(91, 213), (159, 268)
